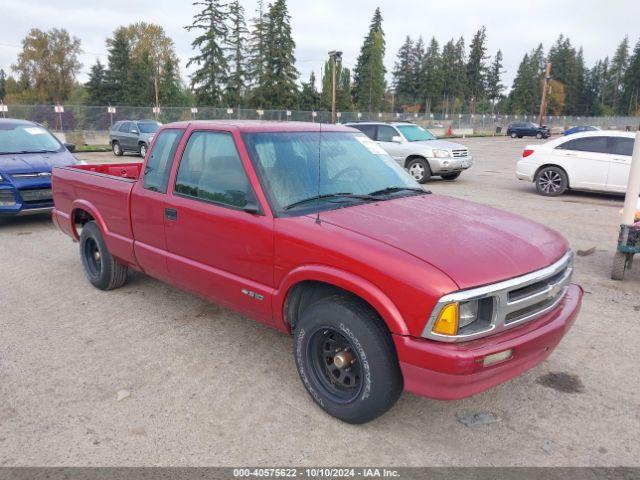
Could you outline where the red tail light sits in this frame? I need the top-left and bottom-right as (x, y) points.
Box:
(522, 149), (534, 158)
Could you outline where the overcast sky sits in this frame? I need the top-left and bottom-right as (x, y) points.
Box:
(0, 0), (637, 94)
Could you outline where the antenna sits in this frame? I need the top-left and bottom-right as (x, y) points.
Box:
(315, 119), (322, 225)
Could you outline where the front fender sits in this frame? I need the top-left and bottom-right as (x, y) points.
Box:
(274, 264), (410, 335)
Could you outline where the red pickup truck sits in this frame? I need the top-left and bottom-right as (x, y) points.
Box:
(52, 121), (582, 423)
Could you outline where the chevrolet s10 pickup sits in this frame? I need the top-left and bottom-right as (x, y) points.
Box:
(52, 121), (582, 423)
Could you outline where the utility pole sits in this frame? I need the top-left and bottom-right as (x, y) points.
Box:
(328, 50), (342, 124)
(154, 62), (160, 121)
(538, 62), (552, 126)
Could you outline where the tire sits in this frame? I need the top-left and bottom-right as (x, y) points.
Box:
(441, 172), (461, 181)
(139, 143), (148, 158)
(536, 132), (543, 139)
(510, 131), (517, 138)
(79, 221), (128, 290)
(293, 295), (403, 424)
(535, 166), (568, 196)
(611, 252), (629, 281)
(407, 158), (431, 184)
(112, 141), (123, 156)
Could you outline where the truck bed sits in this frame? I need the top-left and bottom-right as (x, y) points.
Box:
(52, 163), (142, 267)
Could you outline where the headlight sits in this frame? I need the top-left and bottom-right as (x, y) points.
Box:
(431, 298), (494, 336)
(433, 149), (451, 158)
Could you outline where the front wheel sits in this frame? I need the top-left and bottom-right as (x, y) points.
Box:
(535, 166), (568, 196)
(139, 143), (148, 158)
(293, 295), (403, 424)
(536, 132), (543, 139)
(80, 221), (128, 290)
(441, 172), (461, 181)
(407, 158), (431, 184)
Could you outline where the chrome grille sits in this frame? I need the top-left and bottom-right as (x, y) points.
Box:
(452, 149), (469, 158)
(422, 251), (574, 342)
(20, 188), (53, 203)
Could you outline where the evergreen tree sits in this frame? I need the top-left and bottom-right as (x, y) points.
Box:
(548, 35), (582, 114)
(411, 37), (425, 108)
(392, 36), (416, 107)
(125, 50), (154, 106)
(159, 58), (183, 106)
(247, 0), (268, 107)
(418, 37), (441, 113)
(185, 0), (229, 105)
(261, 0), (299, 108)
(105, 28), (132, 104)
(466, 26), (488, 111)
(0, 69), (6, 101)
(299, 71), (321, 111)
(607, 36), (629, 113)
(622, 38), (640, 115)
(486, 50), (505, 113)
(226, 0), (248, 107)
(86, 60), (109, 105)
(508, 51), (541, 114)
(353, 8), (387, 112)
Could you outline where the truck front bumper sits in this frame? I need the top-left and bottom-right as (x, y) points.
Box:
(393, 283), (582, 400)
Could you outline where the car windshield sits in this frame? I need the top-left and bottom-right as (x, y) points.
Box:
(0, 123), (64, 155)
(243, 131), (423, 214)
(396, 124), (436, 142)
(138, 122), (161, 134)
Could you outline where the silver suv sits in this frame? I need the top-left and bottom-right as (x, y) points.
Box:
(109, 120), (161, 157)
(347, 122), (473, 183)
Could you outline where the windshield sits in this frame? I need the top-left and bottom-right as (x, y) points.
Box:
(396, 125), (436, 142)
(243, 131), (422, 214)
(0, 123), (64, 155)
(138, 122), (161, 134)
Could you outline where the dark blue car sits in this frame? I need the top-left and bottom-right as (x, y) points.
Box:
(0, 119), (79, 217)
(563, 125), (600, 136)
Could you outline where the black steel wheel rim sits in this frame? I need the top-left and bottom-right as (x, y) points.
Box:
(84, 237), (102, 277)
(307, 327), (364, 404)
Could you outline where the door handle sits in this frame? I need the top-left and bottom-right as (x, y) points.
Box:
(165, 208), (178, 221)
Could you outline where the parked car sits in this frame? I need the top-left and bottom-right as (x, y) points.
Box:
(0, 118), (78, 217)
(563, 125), (600, 136)
(516, 131), (635, 196)
(109, 120), (161, 157)
(346, 121), (472, 183)
(52, 121), (582, 424)
(506, 122), (551, 139)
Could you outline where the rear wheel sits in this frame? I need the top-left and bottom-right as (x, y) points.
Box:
(80, 221), (128, 290)
(293, 295), (403, 424)
(510, 131), (517, 138)
(536, 166), (568, 196)
(139, 143), (148, 158)
(407, 158), (431, 184)
(441, 172), (461, 181)
(112, 141), (123, 156)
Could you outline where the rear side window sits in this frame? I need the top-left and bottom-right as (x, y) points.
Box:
(119, 122), (131, 133)
(376, 125), (397, 142)
(610, 137), (634, 156)
(174, 131), (250, 209)
(143, 129), (184, 193)
(351, 124), (376, 140)
(562, 137), (608, 154)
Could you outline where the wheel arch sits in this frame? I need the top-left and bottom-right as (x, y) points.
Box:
(276, 266), (409, 336)
(69, 200), (106, 241)
(404, 154), (429, 169)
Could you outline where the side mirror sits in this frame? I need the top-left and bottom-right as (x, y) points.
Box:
(391, 135), (403, 144)
(243, 201), (261, 215)
(64, 143), (76, 153)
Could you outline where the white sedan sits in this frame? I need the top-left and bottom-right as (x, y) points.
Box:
(516, 131), (636, 196)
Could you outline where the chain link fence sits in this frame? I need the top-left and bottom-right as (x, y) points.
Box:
(1, 104), (639, 145)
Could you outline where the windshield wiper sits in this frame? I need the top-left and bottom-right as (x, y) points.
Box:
(367, 186), (427, 197)
(284, 192), (375, 211)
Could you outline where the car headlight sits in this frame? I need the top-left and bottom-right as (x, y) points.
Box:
(433, 149), (451, 158)
(431, 298), (494, 336)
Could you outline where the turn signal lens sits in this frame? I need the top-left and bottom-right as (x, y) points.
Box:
(522, 149), (534, 158)
(432, 303), (459, 335)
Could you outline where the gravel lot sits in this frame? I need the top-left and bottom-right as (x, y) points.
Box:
(1, 136), (639, 466)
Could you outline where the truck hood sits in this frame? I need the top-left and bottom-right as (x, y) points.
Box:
(0, 151), (77, 175)
(410, 139), (466, 151)
(318, 194), (568, 290)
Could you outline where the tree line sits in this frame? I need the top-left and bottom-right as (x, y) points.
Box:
(1, 1), (639, 117)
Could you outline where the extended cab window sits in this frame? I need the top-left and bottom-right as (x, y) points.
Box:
(174, 131), (250, 209)
(143, 129), (183, 193)
(351, 124), (376, 140)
